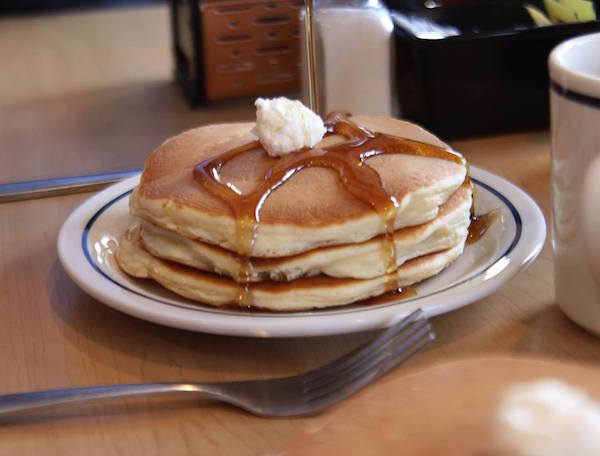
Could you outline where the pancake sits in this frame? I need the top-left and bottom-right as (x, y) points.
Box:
(138, 183), (472, 281)
(130, 115), (467, 257)
(116, 224), (465, 311)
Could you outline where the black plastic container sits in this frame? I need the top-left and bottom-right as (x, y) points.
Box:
(392, 4), (600, 138)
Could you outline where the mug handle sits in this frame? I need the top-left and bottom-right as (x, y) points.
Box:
(583, 154), (600, 285)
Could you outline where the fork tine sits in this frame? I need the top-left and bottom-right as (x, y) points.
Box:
(306, 329), (435, 414)
(305, 321), (434, 405)
(304, 309), (423, 383)
(373, 330), (436, 380)
(304, 317), (430, 393)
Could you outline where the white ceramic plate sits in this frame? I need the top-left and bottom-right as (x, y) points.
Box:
(57, 166), (545, 337)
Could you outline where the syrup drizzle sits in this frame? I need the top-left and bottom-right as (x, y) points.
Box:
(193, 112), (469, 305)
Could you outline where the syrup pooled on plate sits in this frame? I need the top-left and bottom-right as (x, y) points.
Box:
(193, 112), (469, 305)
(361, 286), (417, 306)
(467, 210), (499, 245)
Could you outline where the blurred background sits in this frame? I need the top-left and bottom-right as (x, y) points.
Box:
(1, 0), (599, 190)
(1, 0), (164, 15)
(0, 0), (254, 187)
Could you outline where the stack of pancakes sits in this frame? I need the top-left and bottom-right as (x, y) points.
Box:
(116, 115), (472, 311)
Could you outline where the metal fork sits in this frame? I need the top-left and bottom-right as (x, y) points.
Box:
(0, 309), (434, 419)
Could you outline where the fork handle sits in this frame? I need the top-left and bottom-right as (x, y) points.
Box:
(0, 383), (218, 417)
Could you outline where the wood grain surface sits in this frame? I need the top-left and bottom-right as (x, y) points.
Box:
(2, 5), (599, 456)
(0, 6), (255, 184)
(284, 356), (600, 455)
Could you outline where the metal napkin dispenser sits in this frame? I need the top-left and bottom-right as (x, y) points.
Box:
(172, 0), (302, 104)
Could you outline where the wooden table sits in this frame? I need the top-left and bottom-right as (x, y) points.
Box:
(1, 6), (598, 455)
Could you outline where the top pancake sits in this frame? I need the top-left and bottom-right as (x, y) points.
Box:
(130, 115), (467, 257)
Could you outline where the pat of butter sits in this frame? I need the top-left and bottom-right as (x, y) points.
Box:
(252, 97), (326, 157)
(494, 379), (600, 456)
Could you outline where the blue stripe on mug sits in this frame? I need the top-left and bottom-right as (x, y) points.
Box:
(551, 81), (600, 110)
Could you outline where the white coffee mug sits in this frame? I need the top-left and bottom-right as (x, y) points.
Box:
(549, 32), (600, 334)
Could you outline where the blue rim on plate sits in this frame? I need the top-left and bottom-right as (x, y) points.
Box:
(81, 177), (522, 318)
